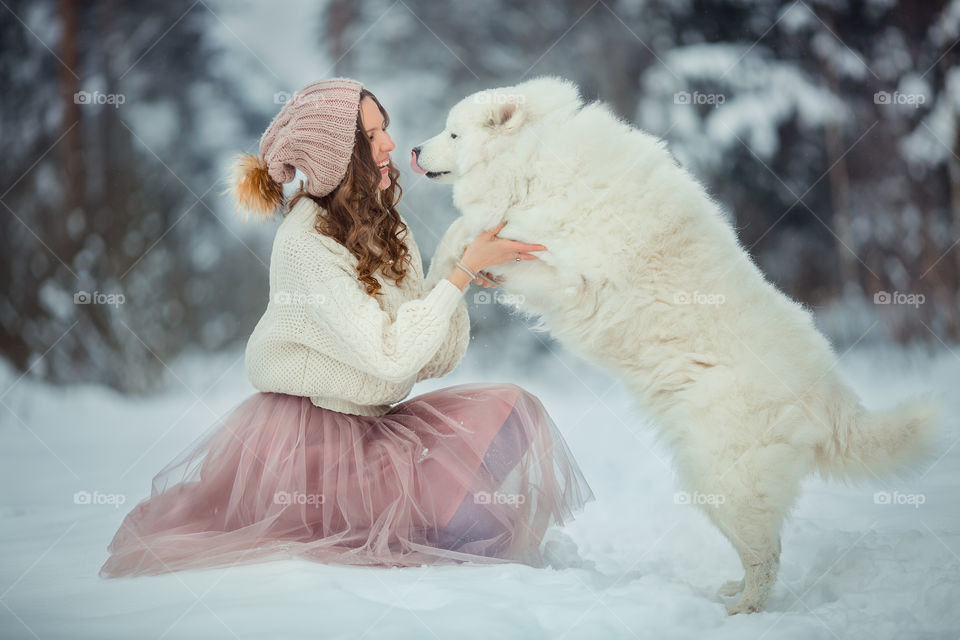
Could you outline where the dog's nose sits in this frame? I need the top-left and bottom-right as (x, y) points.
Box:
(410, 147), (428, 175)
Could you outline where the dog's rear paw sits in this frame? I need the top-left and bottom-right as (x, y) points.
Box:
(725, 591), (768, 615)
(717, 579), (744, 597)
(725, 599), (761, 616)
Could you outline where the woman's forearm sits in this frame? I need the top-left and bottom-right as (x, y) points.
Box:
(445, 267), (473, 291)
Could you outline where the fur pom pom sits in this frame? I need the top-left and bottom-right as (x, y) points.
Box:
(228, 153), (285, 222)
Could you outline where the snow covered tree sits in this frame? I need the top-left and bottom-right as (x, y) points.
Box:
(1, 0), (263, 392)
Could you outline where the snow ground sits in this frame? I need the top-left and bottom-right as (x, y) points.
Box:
(1, 341), (958, 639)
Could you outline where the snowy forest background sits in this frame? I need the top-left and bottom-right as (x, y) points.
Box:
(3, 0), (960, 394)
(3, 2), (960, 638)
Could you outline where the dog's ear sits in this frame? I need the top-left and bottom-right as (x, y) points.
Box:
(478, 77), (582, 133)
(485, 100), (525, 132)
(509, 76), (583, 123)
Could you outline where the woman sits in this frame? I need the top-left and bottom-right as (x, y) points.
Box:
(100, 78), (593, 577)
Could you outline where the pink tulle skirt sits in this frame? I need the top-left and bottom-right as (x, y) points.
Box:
(100, 383), (593, 577)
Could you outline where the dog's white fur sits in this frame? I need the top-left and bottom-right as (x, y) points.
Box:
(415, 77), (939, 615)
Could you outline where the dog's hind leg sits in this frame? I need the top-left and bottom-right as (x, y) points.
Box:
(715, 534), (781, 598)
(693, 447), (800, 615)
(727, 529), (782, 615)
(710, 503), (783, 615)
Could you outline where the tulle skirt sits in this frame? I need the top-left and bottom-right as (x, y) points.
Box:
(100, 383), (594, 577)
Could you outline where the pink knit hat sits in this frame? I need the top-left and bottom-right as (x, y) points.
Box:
(230, 77), (363, 220)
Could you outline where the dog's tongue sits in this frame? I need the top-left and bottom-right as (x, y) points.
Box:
(410, 151), (427, 175)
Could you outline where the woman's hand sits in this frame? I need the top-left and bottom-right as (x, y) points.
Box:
(460, 221), (547, 273)
(444, 221), (546, 292)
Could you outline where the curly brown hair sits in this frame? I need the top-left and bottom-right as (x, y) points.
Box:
(288, 89), (410, 297)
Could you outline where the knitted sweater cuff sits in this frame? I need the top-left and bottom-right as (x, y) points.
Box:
(429, 276), (467, 309)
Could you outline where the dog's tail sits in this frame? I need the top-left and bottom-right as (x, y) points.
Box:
(814, 383), (940, 482)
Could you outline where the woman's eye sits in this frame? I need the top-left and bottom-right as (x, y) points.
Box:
(450, 133), (458, 139)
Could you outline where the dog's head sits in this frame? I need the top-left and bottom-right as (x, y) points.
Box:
(410, 77), (583, 184)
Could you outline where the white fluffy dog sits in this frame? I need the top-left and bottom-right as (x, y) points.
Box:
(412, 77), (939, 614)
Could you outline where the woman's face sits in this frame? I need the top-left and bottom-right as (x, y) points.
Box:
(360, 97), (395, 191)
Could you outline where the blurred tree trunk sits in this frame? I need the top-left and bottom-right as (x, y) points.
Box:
(813, 7), (860, 297)
(585, 0), (647, 120)
(920, 21), (960, 339)
(59, 0), (84, 211)
(327, 0), (356, 74)
(947, 82), (960, 278)
(823, 121), (860, 292)
(941, 75), (960, 337)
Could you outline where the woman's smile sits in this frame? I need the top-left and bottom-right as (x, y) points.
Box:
(361, 96), (396, 190)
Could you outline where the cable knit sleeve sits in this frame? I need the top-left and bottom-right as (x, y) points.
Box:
(416, 295), (469, 381)
(415, 217), (473, 381)
(421, 216), (472, 292)
(300, 234), (466, 384)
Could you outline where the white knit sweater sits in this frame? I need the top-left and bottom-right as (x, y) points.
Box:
(244, 197), (471, 416)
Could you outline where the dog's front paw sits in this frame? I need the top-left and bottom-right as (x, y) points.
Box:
(717, 579), (744, 597)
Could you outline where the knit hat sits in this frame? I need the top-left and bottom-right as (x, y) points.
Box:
(229, 78), (363, 221)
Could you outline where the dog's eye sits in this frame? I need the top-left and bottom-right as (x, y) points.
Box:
(450, 133), (458, 139)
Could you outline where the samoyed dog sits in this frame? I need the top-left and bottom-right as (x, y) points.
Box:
(412, 77), (939, 614)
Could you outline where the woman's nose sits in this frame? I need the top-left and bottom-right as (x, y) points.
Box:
(382, 133), (395, 153)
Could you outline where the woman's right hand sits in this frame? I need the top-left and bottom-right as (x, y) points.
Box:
(460, 221), (547, 273)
